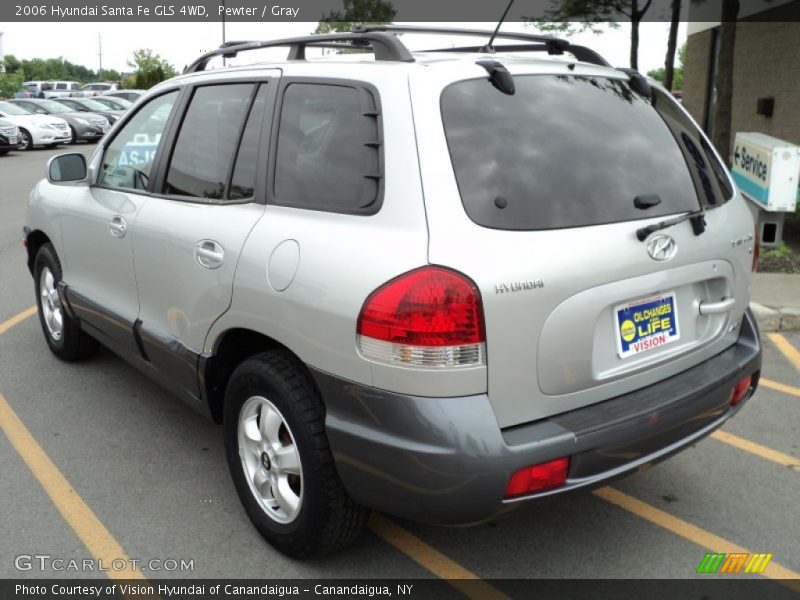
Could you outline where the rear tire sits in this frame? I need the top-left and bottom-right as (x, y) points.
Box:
(34, 243), (98, 361)
(223, 350), (369, 558)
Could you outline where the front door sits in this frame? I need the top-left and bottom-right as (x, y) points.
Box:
(59, 90), (180, 353)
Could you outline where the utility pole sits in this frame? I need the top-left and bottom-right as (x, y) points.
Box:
(98, 32), (103, 79)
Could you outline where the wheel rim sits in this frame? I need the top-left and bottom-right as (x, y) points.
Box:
(39, 267), (63, 341)
(238, 396), (303, 524)
(20, 130), (31, 149)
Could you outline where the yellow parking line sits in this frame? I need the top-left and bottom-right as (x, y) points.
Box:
(369, 514), (510, 600)
(594, 487), (800, 587)
(0, 392), (146, 581)
(760, 378), (800, 398)
(768, 333), (800, 372)
(0, 306), (37, 336)
(710, 430), (800, 471)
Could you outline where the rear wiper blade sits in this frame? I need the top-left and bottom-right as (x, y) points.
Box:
(635, 208), (706, 242)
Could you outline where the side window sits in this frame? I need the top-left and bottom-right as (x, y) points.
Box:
(70, 83), (81, 91)
(98, 91), (178, 191)
(56, 83), (66, 90)
(273, 83), (381, 214)
(164, 84), (255, 200)
(229, 85), (269, 201)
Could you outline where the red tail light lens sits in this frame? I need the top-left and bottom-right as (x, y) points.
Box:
(752, 227), (760, 272)
(357, 266), (485, 367)
(730, 374), (753, 407)
(504, 457), (570, 497)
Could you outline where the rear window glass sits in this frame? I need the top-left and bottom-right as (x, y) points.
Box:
(440, 75), (730, 231)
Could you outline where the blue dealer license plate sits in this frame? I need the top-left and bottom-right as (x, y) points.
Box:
(615, 292), (679, 359)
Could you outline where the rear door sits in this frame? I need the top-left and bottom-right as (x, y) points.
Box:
(131, 75), (278, 397)
(411, 65), (756, 428)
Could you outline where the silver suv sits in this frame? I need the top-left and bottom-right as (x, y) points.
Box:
(24, 27), (762, 558)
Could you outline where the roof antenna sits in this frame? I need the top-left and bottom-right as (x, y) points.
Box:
(481, 0), (516, 53)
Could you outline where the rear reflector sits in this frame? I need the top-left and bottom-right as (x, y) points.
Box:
(752, 227), (760, 272)
(504, 457), (569, 498)
(730, 374), (753, 407)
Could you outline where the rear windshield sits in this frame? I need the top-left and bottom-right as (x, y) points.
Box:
(440, 74), (732, 231)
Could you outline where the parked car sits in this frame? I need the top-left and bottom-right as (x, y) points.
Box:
(23, 81), (53, 99)
(0, 118), (21, 154)
(0, 101), (71, 150)
(52, 97), (125, 125)
(81, 82), (119, 96)
(23, 28), (761, 559)
(102, 89), (146, 103)
(10, 99), (109, 144)
(90, 95), (133, 111)
(47, 81), (84, 98)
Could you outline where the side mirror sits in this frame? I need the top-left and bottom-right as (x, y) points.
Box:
(47, 153), (87, 184)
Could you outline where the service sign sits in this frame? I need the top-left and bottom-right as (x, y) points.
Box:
(615, 292), (680, 359)
(732, 139), (772, 205)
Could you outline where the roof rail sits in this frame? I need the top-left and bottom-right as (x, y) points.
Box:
(183, 31), (414, 74)
(353, 24), (610, 67)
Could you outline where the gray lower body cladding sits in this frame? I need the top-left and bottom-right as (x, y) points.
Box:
(313, 309), (761, 525)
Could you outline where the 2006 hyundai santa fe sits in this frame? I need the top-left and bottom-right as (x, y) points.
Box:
(23, 26), (762, 558)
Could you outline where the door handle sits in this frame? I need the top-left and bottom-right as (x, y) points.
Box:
(194, 240), (224, 269)
(108, 216), (127, 238)
(698, 297), (736, 315)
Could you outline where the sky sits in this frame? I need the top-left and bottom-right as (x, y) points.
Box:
(0, 21), (687, 76)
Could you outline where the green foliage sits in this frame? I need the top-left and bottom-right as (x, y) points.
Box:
(758, 242), (799, 273)
(127, 49), (177, 89)
(648, 43), (685, 89)
(0, 71), (25, 99)
(314, 0), (396, 34)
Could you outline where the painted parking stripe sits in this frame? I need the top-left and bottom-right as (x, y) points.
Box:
(369, 514), (510, 600)
(594, 486), (800, 588)
(0, 306), (37, 336)
(760, 378), (800, 398)
(0, 392), (146, 581)
(768, 333), (800, 372)
(710, 430), (800, 471)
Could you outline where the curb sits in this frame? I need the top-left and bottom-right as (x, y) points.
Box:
(750, 302), (800, 332)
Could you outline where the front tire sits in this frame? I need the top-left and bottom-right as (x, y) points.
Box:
(19, 128), (33, 151)
(34, 244), (98, 361)
(68, 126), (77, 145)
(223, 350), (368, 558)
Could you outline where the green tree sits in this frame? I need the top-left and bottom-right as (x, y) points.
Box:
(0, 72), (25, 99)
(314, 0), (395, 34)
(3, 54), (22, 74)
(127, 49), (177, 89)
(648, 43), (685, 89)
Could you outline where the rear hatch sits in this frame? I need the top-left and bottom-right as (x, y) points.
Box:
(410, 61), (756, 428)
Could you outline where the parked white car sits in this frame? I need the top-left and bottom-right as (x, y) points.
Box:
(81, 82), (119, 96)
(0, 101), (71, 149)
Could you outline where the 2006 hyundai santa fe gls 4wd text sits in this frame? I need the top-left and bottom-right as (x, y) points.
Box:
(24, 27), (762, 558)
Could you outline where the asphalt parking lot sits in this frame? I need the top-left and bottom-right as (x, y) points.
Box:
(0, 146), (798, 593)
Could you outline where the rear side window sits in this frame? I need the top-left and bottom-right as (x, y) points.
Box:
(441, 75), (731, 231)
(273, 82), (381, 214)
(164, 84), (255, 200)
(229, 85), (269, 200)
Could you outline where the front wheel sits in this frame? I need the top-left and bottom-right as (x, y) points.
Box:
(223, 351), (369, 558)
(34, 243), (98, 361)
(19, 128), (33, 151)
(68, 126), (77, 145)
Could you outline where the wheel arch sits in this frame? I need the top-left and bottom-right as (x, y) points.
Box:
(25, 229), (52, 275)
(202, 328), (315, 424)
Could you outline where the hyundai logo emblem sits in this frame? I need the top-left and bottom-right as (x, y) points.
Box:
(646, 234), (677, 261)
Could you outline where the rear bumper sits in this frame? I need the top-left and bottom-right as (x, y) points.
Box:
(314, 309), (761, 525)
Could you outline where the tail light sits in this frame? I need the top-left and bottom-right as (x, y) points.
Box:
(505, 457), (570, 497)
(752, 226), (760, 272)
(356, 266), (485, 367)
(730, 374), (753, 407)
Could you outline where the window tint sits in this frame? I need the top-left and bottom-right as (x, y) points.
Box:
(98, 91), (178, 191)
(274, 83), (381, 213)
(56, 83), (66, 90)
(441, 75), (731, 231)
(229, 85), (268, 201)
(70, 83), (81, 91)
(164, 84), (254, 199)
